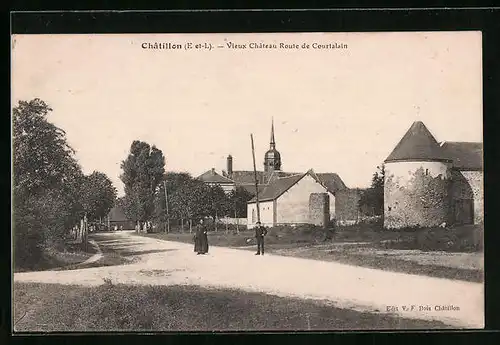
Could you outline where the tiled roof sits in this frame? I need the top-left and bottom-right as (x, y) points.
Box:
(231, 171), (266, 184)
(314, 172), (348, 193)
(247, 169), (347, 203)
(237, 183), (267, 195)
(385, 121), (451, 162)
(440, 141), (483, 170)
(197, 169), (235, 184)
(249, 173), (306, 202)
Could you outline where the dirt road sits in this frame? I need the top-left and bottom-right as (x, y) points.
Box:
(14, 231), (484, 329)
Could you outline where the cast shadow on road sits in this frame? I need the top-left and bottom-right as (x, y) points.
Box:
(109, 248), (178, 257)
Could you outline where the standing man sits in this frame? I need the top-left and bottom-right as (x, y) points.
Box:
(255, 222), (268, 255)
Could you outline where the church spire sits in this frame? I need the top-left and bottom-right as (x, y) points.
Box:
(270, 117), (276, 149)
(264, 117), (281, 173)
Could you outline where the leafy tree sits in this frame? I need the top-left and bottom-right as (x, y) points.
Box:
(358, 164), (385, 216)
(227, 186), (253, 218)
(120, 141), (165, 226)
(13, 99), (82, 197)
(164, 172), (193, 194)
(152, 172), (193, 229)
(80, 171), (118, 221)
(205, 184), (230, 222)
(12, 99), (85, 267)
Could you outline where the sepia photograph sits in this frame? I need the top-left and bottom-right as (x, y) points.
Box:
(11, 31), (484, 332)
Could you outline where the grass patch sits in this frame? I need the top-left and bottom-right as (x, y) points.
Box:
(334, 221), (483, 253)
(282, 246), (482, 282)
(13, 282), (451, 332)
(140, 223), (483, 253)
(14, 242), (97, 273)
(139, 224), (333, 248)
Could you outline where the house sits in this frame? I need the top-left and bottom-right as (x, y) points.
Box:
(106, 205), (135, 230)
(384, 121), (483, 229)
(197, 168), (236, 194)
(246, 170), (347, 229)
(199, 119), (300, 194)
(198, 119), (351, 228)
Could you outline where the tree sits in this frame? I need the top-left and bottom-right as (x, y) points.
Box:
(227, 186), (253, 218)
(168, 179), (201, 232)
(12, 99), (85, 267)
(120, 141), (165, 227)
(13, 99), (82, 197)
(205, 184), (230, 223)
(152, 172), (193, 231)
(358, 164), (385, 216)
(80, 171), (117, 221)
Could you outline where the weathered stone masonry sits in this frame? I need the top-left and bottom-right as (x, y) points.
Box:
(383, 121), (483, 229)
(384, 163), (452, 229)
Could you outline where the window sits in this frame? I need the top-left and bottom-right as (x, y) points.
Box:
(425, 169), (429, 176)
(252, 209), (256, 223)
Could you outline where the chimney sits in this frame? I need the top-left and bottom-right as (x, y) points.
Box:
(227, 155), (233, 177)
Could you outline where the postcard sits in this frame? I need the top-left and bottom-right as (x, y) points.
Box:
(12, 31), (483, 332)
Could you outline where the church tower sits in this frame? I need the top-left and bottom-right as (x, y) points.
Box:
(263, 118), (282, 172)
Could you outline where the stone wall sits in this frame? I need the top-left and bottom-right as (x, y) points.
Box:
(308, 193), (330, 227)
(384, 161), (452, 229)
(335, 189), (361, 224)
(451, 170), (483, 224)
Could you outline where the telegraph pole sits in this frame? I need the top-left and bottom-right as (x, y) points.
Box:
(251, 134), (261, 224)
(163, 179), (170, 233)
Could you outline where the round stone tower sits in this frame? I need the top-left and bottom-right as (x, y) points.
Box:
(384, 121), (453, 229)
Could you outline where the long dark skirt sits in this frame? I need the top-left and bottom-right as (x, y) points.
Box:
(194, 233), (209, 254)
(199, 233), (209, 254)
(194, 234), (200, 253)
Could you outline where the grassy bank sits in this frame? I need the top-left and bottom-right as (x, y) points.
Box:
(13, 282), (451, 332)
(141, 222), (483, 253)
(14, 241), (97, 273)
(139, 224), (334, 248)
(270, 245), (482, 282)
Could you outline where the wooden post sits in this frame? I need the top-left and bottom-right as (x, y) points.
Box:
(163, 180), (170, 233)
(235, 209), (239, 233)
(83, 213), (88, 252)
(251, 134), (261, 225)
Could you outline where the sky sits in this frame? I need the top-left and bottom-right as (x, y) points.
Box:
(11, 32), (482, 196)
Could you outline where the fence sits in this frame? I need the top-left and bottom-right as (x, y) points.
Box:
(216, 217), (247, 225)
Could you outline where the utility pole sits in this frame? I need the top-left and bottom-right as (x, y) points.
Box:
(83, 213), (88, 252)
(163, 180), (170, 233)
(251, 134), (261, 225)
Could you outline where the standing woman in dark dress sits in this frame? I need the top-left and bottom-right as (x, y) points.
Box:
(194, 219), (202, 254)
(199, 219), (209, 254)
(194, 219), (209, 255)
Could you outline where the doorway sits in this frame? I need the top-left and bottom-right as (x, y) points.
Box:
(454, 199), (473, 225)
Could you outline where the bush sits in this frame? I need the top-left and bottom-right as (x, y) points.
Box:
(14, 224), (44, 269)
